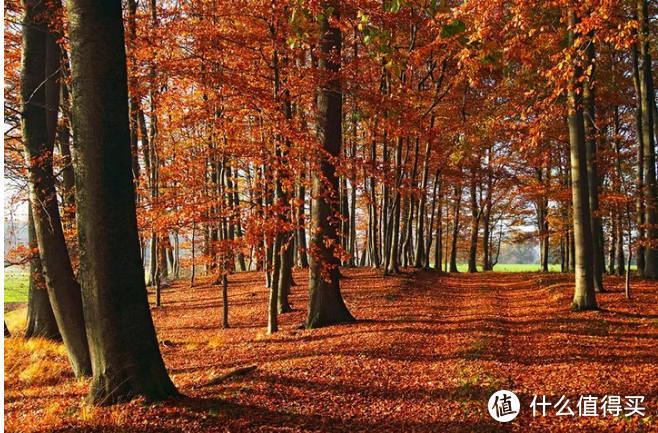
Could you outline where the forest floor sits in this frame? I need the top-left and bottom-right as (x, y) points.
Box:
(4, 269), (658, 432)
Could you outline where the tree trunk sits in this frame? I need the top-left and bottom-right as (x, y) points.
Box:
(583, 34), (605, 291)
(567, 9), (597, 310)
(21, 0), (91, 378)
(369, 136), (381, 268)
(386, 137), (403, 275)
(632, 40), (646, 276)
(25, 206), (61, 341)
(415, 139), (431, 268)
(296, 169), (310, 268)
(67, 0), (178, 403)
(467, 172), (480, 273)
(637, 0), (658, 279)
(449, 184), (462, 273)
(306, 3), (354, 328)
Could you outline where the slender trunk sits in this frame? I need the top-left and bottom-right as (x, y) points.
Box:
(632, 41), (646, 276)
(386, 137), (403, 275)
(415, 139), (431, 268)
(583, 34), (605, 291)
(638, 0), (658, 278)
(567, 9), (597, 310)
(296, 168), (310, 268)
(467, 172), (480, 273)
(21, 0), (91, 377)
(25, 206), (61, 341)
(449, 184), (462, 273)
(369, 136), (380, 268)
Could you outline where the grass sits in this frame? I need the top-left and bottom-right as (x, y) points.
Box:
(5, 306), (28, 336)
(451, 263), (562, 273)
(4, 267), (29, 302)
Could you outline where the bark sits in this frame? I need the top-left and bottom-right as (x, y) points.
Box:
(632, 39), (646, 276)
(21, 0), (91, 378)
(306, 3), (354, 328)
(67, 0), (178, 403)
(449, 184), (462, 273)
(467, 170), (480, 273)
(414, 139), (431, 268)
(385, 137), (403, 275)
(25, 206), (61, 341)
(567, 10), (597, 310)
(296, 169), (310, 268)
(433, 174), (443, 270)
(583, 34), (605, 291)
(368, 136), (381, 268)
(637, 0), (658, 278)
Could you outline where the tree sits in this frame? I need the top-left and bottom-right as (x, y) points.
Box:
(566, 9), (597, 310)
(66, 0), (178, 404)
(306, 3), (355, 329)
(20, 0), (91, 377)
(636, 0), (658, 279)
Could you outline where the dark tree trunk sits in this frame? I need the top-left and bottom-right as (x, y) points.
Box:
(583, 34), (605, 291)
(385, 138), (403, 275)
(296, 169), (310, 268)
(306, 3), (354, 329)
(467, 172), (480, 273)
(25, 207), (61, 341)
(449, 184), (462, 273)
(415, 139), (431, 268)
(637, 0), (658, 279)
(67, 0), (178, 404)
(433, 174), (443, 270)
(632, 40), (646, 277)
(21, 0), (91, 378)
(368, 136), (381, 268)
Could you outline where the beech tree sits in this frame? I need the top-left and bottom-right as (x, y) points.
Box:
(66, 0), (178, 403)
(306, 3), (355, 329)
(20, 0), (91, 377)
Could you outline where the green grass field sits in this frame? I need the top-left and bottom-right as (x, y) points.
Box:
(454, 263), (562, 273)
(4, 268), (29, 303)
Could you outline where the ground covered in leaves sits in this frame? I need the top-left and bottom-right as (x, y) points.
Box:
(4, 269), (658, 432)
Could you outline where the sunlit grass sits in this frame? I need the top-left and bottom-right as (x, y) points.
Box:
(4, 336), (71, 387)
(4, 267), (29, 302)
(446, 263), (562, 273)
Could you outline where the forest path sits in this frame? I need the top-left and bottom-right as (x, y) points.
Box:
(5, 269), (658, 433)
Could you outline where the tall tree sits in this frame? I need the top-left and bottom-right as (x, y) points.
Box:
(636, 0), (658, 278)
(67, 0), (178, 404)
(567, 9), (597, 310)
(306, 3), (354, 329)
(20, 0), (91, 378)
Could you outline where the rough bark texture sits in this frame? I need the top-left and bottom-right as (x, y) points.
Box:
(67, 0), (178, 404)
(21, 0), (91, 377)
(306, 3), (355, 329)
